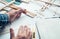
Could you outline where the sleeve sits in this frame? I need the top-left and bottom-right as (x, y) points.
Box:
(0, 14), (10, 29)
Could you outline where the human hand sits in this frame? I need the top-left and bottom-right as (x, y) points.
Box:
(7, 8), (26, 22)
(10, 26), (32, 39)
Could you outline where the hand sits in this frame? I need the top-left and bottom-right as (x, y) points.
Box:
(10, 26), (32, 39)
(7, 8), (26, 22)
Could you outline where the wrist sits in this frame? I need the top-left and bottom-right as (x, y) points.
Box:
(6, 12), (16, 22)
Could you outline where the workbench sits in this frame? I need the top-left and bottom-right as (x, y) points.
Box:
(0, 0), (60, 39)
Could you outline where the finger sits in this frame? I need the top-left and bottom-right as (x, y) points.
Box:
(22, 26), (28, 37)
(16, 8), (23, 14)
(10, 28), (15, 39)
(17, 26), (27, 37)
(17, 8), (26, 14)
(17, 26), (28, 39)
(26, 27), (32, 39)
(28, 31), (32, 39)
(17, 26), (26, 39)
(24, 26), (32, 39)
(17, 26), (24, 36)
(24, 26), (28, 32)
(16, 11), (21, 18)
(27, 28), (31, 36)
(15, 9), (22, 18)
(24, 26), (31, 37)
(22, 9), (26, 14)
(11, 14), (17, 21)
(24, 26), (30, 35)
(16, 13), (20, 18)
(18, 26), (23, 33)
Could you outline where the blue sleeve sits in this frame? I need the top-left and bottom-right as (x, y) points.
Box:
(0, 14), (10, 29)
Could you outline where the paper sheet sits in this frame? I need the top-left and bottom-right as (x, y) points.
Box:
(37, 18), (60, 39)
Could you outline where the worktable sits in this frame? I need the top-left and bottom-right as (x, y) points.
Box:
(0, 0), (60, 39)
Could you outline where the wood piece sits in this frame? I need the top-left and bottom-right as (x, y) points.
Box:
(39, 0), (60, 7)
(0, 0), (36, 18)
(21, 0), (30, 3)
(40, 0), (52, 11)
(0, 0), (15, 10)
(26, 11), (37, 18)
(0, 11), (7, 14)
(32, 27), (36, 39)
(9, 4), (37, 18)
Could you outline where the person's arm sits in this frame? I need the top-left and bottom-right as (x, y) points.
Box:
(7, 9), (26, 22)
(0, 14), (10, 29)
(0, 8), (26, 30)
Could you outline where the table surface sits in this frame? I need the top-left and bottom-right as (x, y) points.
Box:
(0, 0), (60, 39)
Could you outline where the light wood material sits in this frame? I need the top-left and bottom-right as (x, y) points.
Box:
(0, 0), (36, 18)
(32, 27), (35, 39)
(10, 4), (37, 18)
(0, 1), (15, 10)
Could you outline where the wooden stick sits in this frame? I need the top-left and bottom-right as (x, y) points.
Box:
(0, 0), (15, 10)
(32, 27), (36, 39)
(38, 0), (60, 7)
(0, 0), (36, 18)
(40, 0), (52, 11)
(9, 4), (37, 18)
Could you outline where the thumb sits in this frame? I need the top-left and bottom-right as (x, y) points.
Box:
(10, 28), (15, 39)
